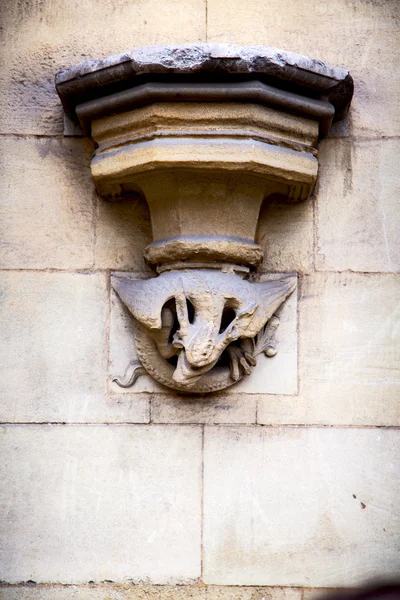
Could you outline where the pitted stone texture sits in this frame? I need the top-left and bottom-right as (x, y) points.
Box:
(207, 0), (399, 137)
(0, 0), (206, 135)
(0, 425), (202, 583)
(0, 586), (302, 600)
(258, 273), (400, 426)
(0, 588), (124, 600)
(316, 139), (400, 272)
(257, 196), (314, 274)
(152, 394), (257, 424)
(203, 426), (400, 587)
(56, 43), (349, 85)
(95, 194), (152, 271)
(205, 587), (302, 600)
(0, 137), (94, 269)
(0, 272), (149, 423)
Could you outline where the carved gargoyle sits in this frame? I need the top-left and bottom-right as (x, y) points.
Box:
(111, 270), (296, 393)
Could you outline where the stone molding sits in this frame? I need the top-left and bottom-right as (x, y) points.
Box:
(55, 43), (353, 394)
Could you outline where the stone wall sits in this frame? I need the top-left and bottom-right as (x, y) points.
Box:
(0, 0), (399, 598)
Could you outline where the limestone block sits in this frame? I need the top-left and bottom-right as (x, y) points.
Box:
(205, 586), (301, 600)
(207, 0), (400, 137)
(0, 588), (125, 600)
(151, 394), (257, 424)
(110, 274), (297, 397)
(258, 273), (400, 426)
(0, 586), (301, 600)
(257, 196), (314, 274)
(0, 0), (206, 135)
(0, 272), (149, 423)
(95, 194), (152, 271)
(316, 139), (400, 272)
(0, 586), (205, 600)
(233, 281), (297, 395)
(109, 286), (164, 395)
(0, 425), (202, 583)
(123, 586), (206, 600)
(0, 137), (94, 269)
(203, 426), (400, 586)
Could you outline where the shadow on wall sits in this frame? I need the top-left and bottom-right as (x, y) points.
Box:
(312, 581), (400, 600)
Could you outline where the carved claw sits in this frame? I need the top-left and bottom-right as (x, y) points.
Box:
(253, 314), (280, 358)
(227, 345), (257, 381)
(112, 360), (147, 388)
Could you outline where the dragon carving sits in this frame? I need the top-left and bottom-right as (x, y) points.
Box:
(111, 269), (296, 393)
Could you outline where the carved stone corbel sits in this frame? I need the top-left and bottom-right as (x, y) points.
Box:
(56, 44), (353, 394)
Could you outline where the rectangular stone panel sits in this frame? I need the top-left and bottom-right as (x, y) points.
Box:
(109, 285), (164, 395)
(0, 0), (206, 135)
(204, 587), (301, 600)
(316, 139), (400, 272)
(95, 194), (152, 272)
(207, 0), (400, 138)
(203, 426), (400, 587)
(0, 586), (302, 600)
(258, 272), (400, 426)
(0, 137), (94, 269)
(234, 278), (297, 395)
(257, 197), (314, 274)
(110, 274), (297, 399)
(0, 272), (150, 423)
(151, 394), (257, 425)
(0, 425), (202, 583)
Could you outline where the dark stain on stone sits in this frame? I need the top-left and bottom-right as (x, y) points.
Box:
(360, 502), (366, 509)
(342, 141), (353, 196)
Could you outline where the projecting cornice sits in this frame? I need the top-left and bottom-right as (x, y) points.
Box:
(56, 43), (353, 138)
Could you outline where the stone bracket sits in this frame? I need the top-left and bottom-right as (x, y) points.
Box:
(55, 43), (353, 394)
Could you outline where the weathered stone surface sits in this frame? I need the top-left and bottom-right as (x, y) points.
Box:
(0, 585), (302, 600)
(110, 287), (163, 395)
(95, 194), (152, 271)
(316, 139), (400, 272)
(234, 282), (297, 394)
(124, 586), (206, 600)
(0, 588), (124, 600)
(258, 273), (400, 426)
(257, 196), (314, 274)
(0, 425), (202, 583)
(207, 0), (400, 137)
(0, 273), (110, 423)
(0, 271), (151, 422)
(93, 103), (319, 150)
(0, 0), (207, 135)
(205, 586), (302, 599)
(56, 44), (351, 142)
(0, 137), (94, 269)
(56, 43), (350, 87)
(203, 426), (400, 586)
(152, 394), (257, 424)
